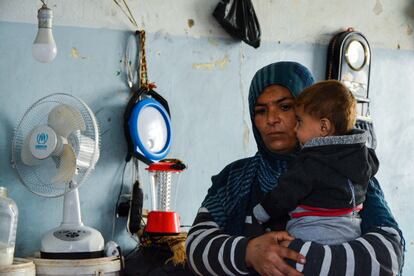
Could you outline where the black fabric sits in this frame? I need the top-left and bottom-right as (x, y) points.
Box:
(40, 250), (104, 259)
(124, 246), (194, 276)
(242, 176), (265, 237)
(213, 0), (261, 48)
(364, 234), (393, 276)
(328, 244), (347, 275)
(261, 142), (379, 218)
(243, 178), (288, 237)
(351, 239), (372, 275)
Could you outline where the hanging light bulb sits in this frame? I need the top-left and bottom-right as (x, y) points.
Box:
(32, 1), (57, 63)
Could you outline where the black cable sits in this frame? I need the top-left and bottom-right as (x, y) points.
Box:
(116, 161), (128, 210)
(112, 161), (128, 239)
(124, 245), (140, 260)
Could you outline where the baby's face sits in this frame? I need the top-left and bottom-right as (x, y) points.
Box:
(294, 107), (323, 146)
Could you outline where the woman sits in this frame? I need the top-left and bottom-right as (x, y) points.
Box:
(185, 62), (404, 275)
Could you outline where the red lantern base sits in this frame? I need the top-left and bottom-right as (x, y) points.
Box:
(145, 211), (180, 234)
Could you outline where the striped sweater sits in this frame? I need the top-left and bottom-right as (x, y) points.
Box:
(186, 208), (403, 275)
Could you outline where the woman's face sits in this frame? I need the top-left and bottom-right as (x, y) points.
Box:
(254, 85), (297, 153)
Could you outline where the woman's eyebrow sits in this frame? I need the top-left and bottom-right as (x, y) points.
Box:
(274, 96), (293, 104)
(255, 96), (294, 106)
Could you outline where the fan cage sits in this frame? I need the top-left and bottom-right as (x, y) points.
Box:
(11, 93), (100, 198)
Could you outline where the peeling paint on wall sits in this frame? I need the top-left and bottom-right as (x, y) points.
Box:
(207, 38), (219, 46)
(407, 24), (413, 35)
(373, 0), (383, 15)
(192, 55), (229, 70)
(70, 47), (87, 59)
(215, 56), (229, 69)
(192, 62), (215, 70)
(154, 29), (173, 43)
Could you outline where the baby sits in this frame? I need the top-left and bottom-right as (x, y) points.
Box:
(253, 80), (379, 245)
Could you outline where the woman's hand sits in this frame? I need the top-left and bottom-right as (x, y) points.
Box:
(279, 239), (292, 248)
(245, 231), (305, 276)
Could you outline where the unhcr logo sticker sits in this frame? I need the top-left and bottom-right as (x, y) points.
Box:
(35, 132), (48, 150)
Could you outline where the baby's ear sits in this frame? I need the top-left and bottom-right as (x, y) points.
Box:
(320, 118), (334, 136)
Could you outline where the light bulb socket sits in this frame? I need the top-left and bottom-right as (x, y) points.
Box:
(37, 4), (53, 29)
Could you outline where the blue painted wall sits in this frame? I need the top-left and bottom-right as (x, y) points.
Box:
(0, 21), (412, 273)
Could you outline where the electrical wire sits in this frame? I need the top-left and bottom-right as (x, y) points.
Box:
(111, 161), (128, 240)
(113, 0), (138, 28)
(111, 160), (144, 246)
(126, 158), (139, 235)
(124, 245), (140, 260)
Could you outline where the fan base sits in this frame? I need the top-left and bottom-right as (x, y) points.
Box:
(40, 250), (104, 259)
(41, 225), (104, 256)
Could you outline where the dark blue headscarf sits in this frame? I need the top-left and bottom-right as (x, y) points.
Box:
(202, 62), (314, 234)
(249, 61), (315, 162)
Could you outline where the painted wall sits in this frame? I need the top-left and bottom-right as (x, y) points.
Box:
(0, 0), (413, 273)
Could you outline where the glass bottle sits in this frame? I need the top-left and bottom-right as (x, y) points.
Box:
(0, 187), (18, 266)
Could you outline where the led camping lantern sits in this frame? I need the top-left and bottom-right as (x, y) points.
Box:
(145, 160), (185, 234)
(124, 89), (171, 165)
(128, 97), (171, 162)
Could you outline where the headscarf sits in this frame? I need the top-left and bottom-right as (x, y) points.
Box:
(249, 61), (315, 161)
(202, 62), (315, 234)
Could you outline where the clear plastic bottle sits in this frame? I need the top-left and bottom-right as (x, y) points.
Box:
(0, 187), (18, 266)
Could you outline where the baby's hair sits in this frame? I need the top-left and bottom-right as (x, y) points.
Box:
(296, 80), (356, 135)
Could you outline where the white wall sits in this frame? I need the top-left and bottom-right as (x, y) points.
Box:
(2, 0), (414, 50)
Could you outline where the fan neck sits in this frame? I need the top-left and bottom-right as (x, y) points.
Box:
(62, 187), (83, 227)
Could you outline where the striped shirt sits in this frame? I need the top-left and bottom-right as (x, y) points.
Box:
(186, 207), (403, 276)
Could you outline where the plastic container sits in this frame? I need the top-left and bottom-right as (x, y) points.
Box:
(33, 256), (121, 275)
(0, 187), (18, 266)
(145, 161), (184, 234)
(0, 258), (35, 276)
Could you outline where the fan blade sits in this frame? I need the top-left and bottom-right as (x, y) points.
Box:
(76, 135), (99, 169)
(21, 133), (42, 166)
(48, 104), (86, 138)
(52, 144), (77, 184)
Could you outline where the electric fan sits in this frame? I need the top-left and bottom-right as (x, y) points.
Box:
(11, 93), (104, 259)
